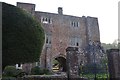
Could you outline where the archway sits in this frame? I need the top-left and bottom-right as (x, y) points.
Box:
(52, 57), (66, 72)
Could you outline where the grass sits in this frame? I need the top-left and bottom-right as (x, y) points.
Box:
(80, 73), (109, 79)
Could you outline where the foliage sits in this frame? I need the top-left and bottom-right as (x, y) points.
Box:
(2, 77), (16, 80)
(15, 69), (23, 76)
(52, 59), (59, 67)
(2, 2), (45, 68)
(52, 59), (59, 65)
(101, 39), (120, 51)
(101, 43), (118, 50)
(82, 73), (109, 79)
(3, 66), (23, 77)
(3, 66), (16, 77)
(82, 63), (105, 74)
(31, 66), (52, 75)
(31, 66), (43, 75)
(43, 68), (52, 75)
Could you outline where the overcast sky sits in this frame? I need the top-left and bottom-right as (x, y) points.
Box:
(1, 0), (119, 44)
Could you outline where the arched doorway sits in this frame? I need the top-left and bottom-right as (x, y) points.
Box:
(52, 57), (66, 72)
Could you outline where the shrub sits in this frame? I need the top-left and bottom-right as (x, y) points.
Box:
(3, 66), (16, 77)
(2, 77), (16, 80)
(43, 68), (52, 75)
(14, 69), (23, 76)
(31, 66), (52, 75)
(83, 63), (101, 74)
(3, 65), (24, 78)
(31, 66), (43, 75)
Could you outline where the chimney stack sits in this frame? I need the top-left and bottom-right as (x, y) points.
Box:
(58, 7), (63, 15)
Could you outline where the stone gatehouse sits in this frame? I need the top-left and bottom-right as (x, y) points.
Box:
(16, 2), (103, 72)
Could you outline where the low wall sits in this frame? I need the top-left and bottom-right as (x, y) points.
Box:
(17, 75), (88, 80)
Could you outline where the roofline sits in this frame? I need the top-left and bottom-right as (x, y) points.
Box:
(17, 2), (35, 5)
(16, 2), (98, 19)
(35, 11), (98, 19)
(35, 11), (81, 18)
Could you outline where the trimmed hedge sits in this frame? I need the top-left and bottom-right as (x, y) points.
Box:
(3, 66), (23, 77)
(31, 66), (52, 75)
(2, 2), (45, 68)
(3, 66), (16, 77)
(31, 66), (44, 75)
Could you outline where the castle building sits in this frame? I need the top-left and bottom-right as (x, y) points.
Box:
(17, 2), (102, 72)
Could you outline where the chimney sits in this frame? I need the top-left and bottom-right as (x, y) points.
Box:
(58, 7), (63, 15)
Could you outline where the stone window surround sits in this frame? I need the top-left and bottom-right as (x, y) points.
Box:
(71, 21), (80, 27)
(46, 34), (52, 45)
(41, 17), (52, 24)
(69, 36), (81, 46)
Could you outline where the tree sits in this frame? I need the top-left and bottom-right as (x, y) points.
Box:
(101, 42), (118, 50)
(2, 2), (45, 69)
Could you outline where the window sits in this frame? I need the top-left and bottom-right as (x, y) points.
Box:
(76, 42), (79, 46)
(71, 21), (80, 27)
(46, 38), (49, 43)
(41, 17), (52, 24)
(76, 22), (79, 27)
(46, 34), (52, 45)
(69, 37), (81, 46)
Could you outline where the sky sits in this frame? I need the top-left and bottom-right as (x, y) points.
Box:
(1, 0), (119, 44)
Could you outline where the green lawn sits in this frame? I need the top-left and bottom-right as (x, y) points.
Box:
(80, 73), (109, 79)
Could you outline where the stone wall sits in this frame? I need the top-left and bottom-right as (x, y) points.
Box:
(66, 47), (80, 78)
(17, 75), (88, 80)
(22, 63), (36, 74)
(17, 2), (35, 15)
(107, 49), (120, 79)
(86, 17), (100, 42)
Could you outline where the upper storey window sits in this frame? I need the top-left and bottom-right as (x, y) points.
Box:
(41, 17), (52, 24)
(71, 21), (80, 27)
(46, 34), (52, 45)
(69, 37), (81, 46)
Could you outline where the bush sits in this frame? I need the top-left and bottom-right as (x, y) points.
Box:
(14, 69), (23, 76)
(2, 77), (16, 80)
(31, 66), (52, 75)
(3, 66), (16, 77)
(31, 66), (43, 75)
(43, 68), (51, 75)
(3, 66), (23, 77)
(82, 63), (105, 74)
